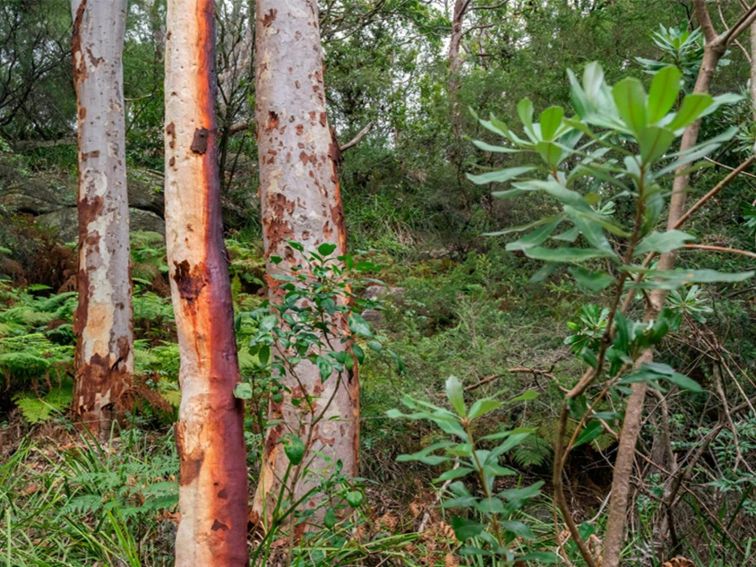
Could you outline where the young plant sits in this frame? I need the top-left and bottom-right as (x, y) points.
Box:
(469, 62), (753, 564)
(388, 377), (554, 564)
(235, 243), (386, 563)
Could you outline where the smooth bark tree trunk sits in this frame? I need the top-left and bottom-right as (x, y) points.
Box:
(71, 0), (133, 439)
(602, 3), (756, 564)
(164, 1), (248, 564)
(252, 0), (358, 531)
(448, 0), (471, 141)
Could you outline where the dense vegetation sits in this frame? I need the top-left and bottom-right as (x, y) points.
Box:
(1, 0), (754, 565)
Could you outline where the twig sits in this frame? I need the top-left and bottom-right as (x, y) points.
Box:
(339, 122), (374, 153)
(681, 243), (756, 259)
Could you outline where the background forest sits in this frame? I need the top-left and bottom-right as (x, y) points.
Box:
(0, 0), (755, 566)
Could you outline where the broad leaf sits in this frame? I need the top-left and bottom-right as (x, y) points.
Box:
(539, 105), (564, 140)
(634, 230), (695, 255)
(612, 77), (647, 133)
(667, 93), (713, 131)
(638, 126), (674, 164)
(446, 375), (466, 417)
(647, 66), (681, 123)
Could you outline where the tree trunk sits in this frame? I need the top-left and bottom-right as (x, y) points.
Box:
(164, 1), (248, 564)
(71, 0), (133, 439)
(252, 0), (358, 531)
(448, 0), (471, 140)
(601, 3), (750, 564)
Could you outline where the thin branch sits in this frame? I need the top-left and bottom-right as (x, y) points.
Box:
(681, 243), (756, 259)
(339, 121), (374, 153)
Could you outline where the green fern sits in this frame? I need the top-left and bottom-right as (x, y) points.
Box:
(12, 383), (72, 423)
(512, 435), (552, 469)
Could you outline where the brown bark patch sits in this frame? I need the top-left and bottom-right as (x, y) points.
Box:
(211, 519), (229, 531)
(172, 260), (208, 300)
(266, 111), (279, 131)
(166, 122), (176, 149)
(175, 421), (204, 486)
(190, 127), (210, 154)
(262, 8), (277, 27)
(71, 0), (88, 82)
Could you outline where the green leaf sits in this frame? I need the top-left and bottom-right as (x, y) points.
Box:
(499, 481), (544, 506)
(621, 362), (704, 393)
(467, 166), (537, 185)
(612, 77), (647, 133)
(524, 247), (615, 263)
(574, 421), (604, 448)
(647, 66), (681, 123)
(283, 435), (305, 465)
(450, 516), (484, 541)
(471, 139), (519, 153)
(446, 376), (466, 417)
(323, 508), (337, 529)
(506, 217), (563, 251)
(345, 490), (363, 508)
(397, 440), (454, 465)
(667, 93), (713, 131)
(635, 230), (695, 255)
(468, 399), (502, 420)
(233, 382), (253, 400)
(638, 126), (675, 164)
(500, 520), (535, 539)
(436, 467), (474, 482)
(535, 141), (564, 168)
(348, 313), (372, 337)
(627, 267), (754, 289)
(517, 98), (535, 133)
(539, 105), (564, 140)
(569, 266), (614, 292)
(317, 242), (337, 256)
(477, 497), (504, 514)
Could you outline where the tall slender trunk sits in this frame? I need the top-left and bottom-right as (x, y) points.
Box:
(71, 0), (133, 439)
(253, 0), (358, 530)
(601, 3), (756, 565)
(448, 0), (471, 141)
(164, 1), (248, 564)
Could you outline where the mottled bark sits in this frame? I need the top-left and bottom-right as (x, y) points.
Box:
(602, 3), (756, 564)
(164, 1), (248, 565)
(71, 0), (133, 438)
(253, 0), (358, 530)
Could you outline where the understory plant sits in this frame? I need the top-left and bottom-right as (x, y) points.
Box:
(468, 62), (753, 564)
(235, 243), (388, 564)
(388, 377), (554, 565)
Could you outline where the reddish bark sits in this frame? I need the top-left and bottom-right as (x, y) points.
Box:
(165, 1), (248, 565)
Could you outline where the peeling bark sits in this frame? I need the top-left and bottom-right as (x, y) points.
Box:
(70, 0), (133, 439)
(253, 0), (358, 530)
(165, 1), (248, 565)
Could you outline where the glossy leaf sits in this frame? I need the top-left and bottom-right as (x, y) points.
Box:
(612, 77), (647, 133)
(647, 66), (681, 123)
(446, 375), (466, 417)
(635, 230), (695, 255)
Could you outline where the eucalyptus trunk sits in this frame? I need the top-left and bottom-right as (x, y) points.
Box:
(71, 0), (133, 438)
(164, 1), (248, 564)
(252, 0), (358, 531)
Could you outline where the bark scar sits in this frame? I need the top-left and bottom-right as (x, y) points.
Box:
(191, 128), (210, 154)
